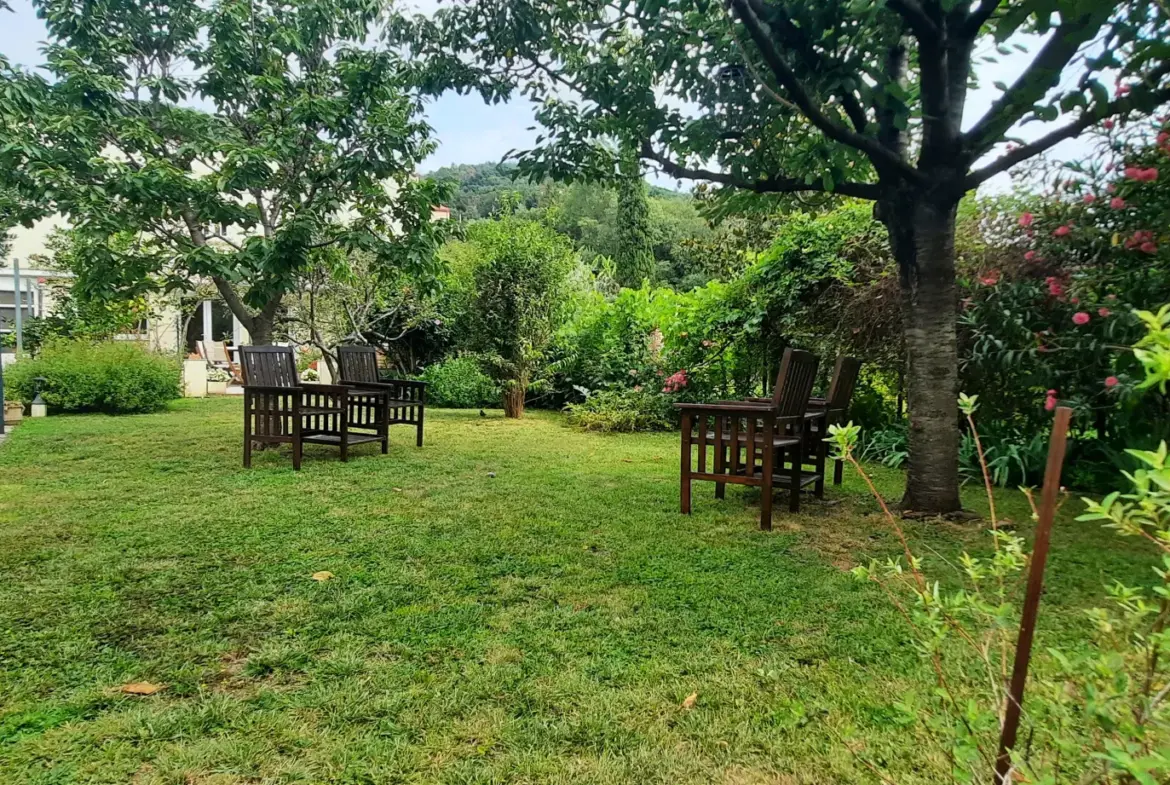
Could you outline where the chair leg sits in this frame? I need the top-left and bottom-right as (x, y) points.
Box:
(760, 435), (774, 531)
(834, 458), (844, 485)
(292, 438), (302, 471)
(243, 435), (252, 469)
(714, 442), (726, 500)
(680, 414), (692, 514)
(789, 437), (802, 513)
(416, 408), (424, 447)
(814, 442), (826, 499)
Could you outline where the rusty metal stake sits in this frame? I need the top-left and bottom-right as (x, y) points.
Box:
(993, 406), (1072, 784)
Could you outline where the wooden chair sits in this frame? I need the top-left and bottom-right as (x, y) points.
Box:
(676, 349), (821, 530)
(198, 339), (242, 383)
(336, 345), (427, 447)
(240, 345), (387, 469)
(808, 356), (863, 485)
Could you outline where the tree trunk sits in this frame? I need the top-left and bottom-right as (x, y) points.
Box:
(249, 315), (274, 346)
(883, 194), (963, 515)
(503, 380), (525, 418)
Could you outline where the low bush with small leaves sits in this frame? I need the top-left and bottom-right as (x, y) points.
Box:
(6, 339), (181, 414)
(564, 387), (674, 432)
(419, 355), (499, 408)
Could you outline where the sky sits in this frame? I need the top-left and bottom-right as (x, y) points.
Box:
(0, 0), (1093, 193)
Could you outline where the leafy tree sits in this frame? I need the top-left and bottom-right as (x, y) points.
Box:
(465, 215), (575, 417)
(428, 161), (545, 218)
(615, 145), (655, 287)
(0, 0), (448, 346)
(392, 0), (1170, 513)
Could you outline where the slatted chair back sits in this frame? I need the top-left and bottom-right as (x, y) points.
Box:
(241, 346), (300, 388)
(337, 345), (380, 384)
(769, 348), (820, 418)
(826, 356), (862, 413)
(200, 340), (231, 365)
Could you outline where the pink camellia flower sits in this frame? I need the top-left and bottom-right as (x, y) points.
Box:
(1125, 166), (1143, 180)
(1141, 240), (1159, 254)
(1046, 276), (1065, 298)
(1105, 376), (1120, 388)
(1072, 312), (1091, 325)
(1053, 224), (1071, 237)
(1143, 167), (1160, 181)
(1070, 297), (1080, 305)
(1103, 118), (1116, 130)
(1110, 196), (1126, 209)
(1045, 389), (1059, 411)
(1159, 132), (1169, 146)
(980, 270), (1000, 286)
(1098, 307), (1111, 318)
(1018, 212), (1034, 228)
(1024, 250), (1037, 261)
(1082, 193), (1096, 204)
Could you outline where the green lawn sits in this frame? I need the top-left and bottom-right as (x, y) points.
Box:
(0, 399), (1155, 784)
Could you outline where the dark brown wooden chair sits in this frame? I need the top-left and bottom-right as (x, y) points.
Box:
(240, 346), (387, 469)
(808, 356), (863, 485)
(336, 345), (427, 447)
(676, 348), (821, 530)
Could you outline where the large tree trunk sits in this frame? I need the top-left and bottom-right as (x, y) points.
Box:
(883, 193), (963, 515)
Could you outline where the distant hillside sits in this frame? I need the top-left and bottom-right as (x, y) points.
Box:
(427, 160), (688, 219)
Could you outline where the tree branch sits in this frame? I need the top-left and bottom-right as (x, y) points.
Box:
(726, 0), (923, 182)
(885, 0), (940, 40)
(962, 11), (1107, 158)
(962, 0), (1002, 39)
(965, 79), (1170, 189)
(641, 141), (881, 200)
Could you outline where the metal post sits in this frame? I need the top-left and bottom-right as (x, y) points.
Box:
(993, 406), (1072, 784)
(12, 258), (22, 356)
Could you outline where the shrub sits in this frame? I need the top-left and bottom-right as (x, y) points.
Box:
(564, 388), (673, 433)
(6, 340), (181, 414)
(419, 356), (498, 408)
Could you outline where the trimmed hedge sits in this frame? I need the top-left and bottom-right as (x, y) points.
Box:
(7, 340), (181, 414)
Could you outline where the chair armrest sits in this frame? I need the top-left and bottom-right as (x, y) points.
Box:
(675, 402), (776, 413)
(377, 377), (427, 389)
(300, 383), (351, 395)
(244, 384), (303, 394)
(746, 397), (771, 403)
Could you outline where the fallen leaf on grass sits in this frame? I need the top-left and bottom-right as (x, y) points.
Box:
(120, 682), (163, 696)
(681, 692), (698, 710)
(621, 458), (633, 463)
(311, 571), (335, 582)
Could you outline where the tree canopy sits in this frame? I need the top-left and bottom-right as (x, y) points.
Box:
(0, 0), (449, 344)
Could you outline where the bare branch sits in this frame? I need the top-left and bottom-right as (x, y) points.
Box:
(962, 11), (1108, 158)
(885, 0), (940, 40)
(966, 77), (1170, 189)
(727, 0), (923, 182)
(641, 141), (881, 200)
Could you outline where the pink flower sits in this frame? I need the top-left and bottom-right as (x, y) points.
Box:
(1103, 118), (1116, 130)
(1024, 250), (1037, 262)
(1141, 241), (1158, 254)
(1045, 389), (1059, 411)
(1110, 196), (1126, 209)
(1098, 307), (1111, 318)
(1105, 376), (1120, 388)
(1082, 193), (1096, 204)
(1046, 276), (1065, 298)
(662, 369), (688, 393)
(1117, 83), (1131, 96)
(1143, 167), (1160, 181)
(1053, 224), (1071, 237)
(1072, 312), (1091, 325)
(979, 270), (1000, 286)
(1158, 132), (1169, 146)
(1125, 166), (1143, 180)
(1107, 183), (1117, 192)
(1070, 297), (1080, 305)
(1018, 212), (1034, 228)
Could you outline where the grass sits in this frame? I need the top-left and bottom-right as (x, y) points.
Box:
(0, 398), (1157, 784)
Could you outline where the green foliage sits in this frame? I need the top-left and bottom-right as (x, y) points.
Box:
(418, 356), (498, 409)
(464, 215), (575, 411)
(428, 161), (544, 219)
(564, 387), (673, 433)
(615, 147), (655, 288)
(1, 0), (450, 342)
(7, 340), (180, 413)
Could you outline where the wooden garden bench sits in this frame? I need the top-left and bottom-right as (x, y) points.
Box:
(676, 348), (822, 530)
(240, 345), (388, 469)
(336, 345), (427, 448)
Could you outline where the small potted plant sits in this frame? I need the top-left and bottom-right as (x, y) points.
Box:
(206, 367), (232, 395)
